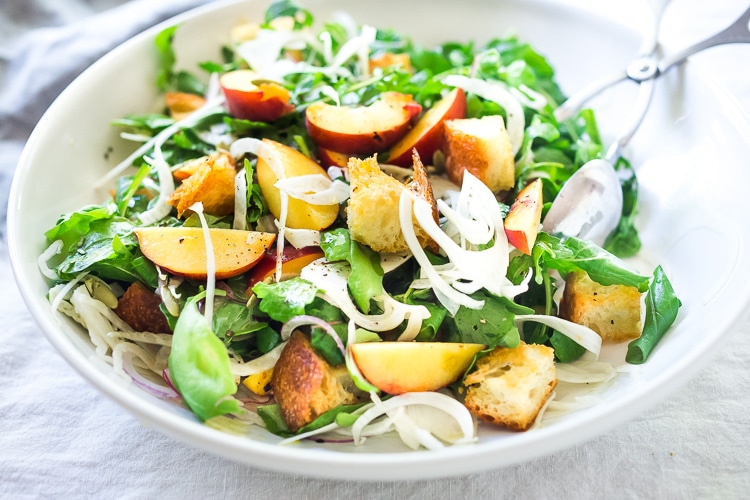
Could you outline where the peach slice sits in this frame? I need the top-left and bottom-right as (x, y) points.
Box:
(256, 139), (341, 230)
(387, 88), (466, 167)
(316, 147), (352, 168)
(165, 92), (206, 121)
(369, 52), (412, 73)
(305, 91), (421, 155)
(246, 245), (325, 289)
(350, 342), (486, 395)
(134, 227), (275, 280)
(219, 69), (294, 122)
(504, 178), (544, 255)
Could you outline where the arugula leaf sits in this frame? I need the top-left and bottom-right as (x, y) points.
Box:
(321, 228), (384, 314)
(168, 292), (240, 422)
(626, 266), (682, 364)
(443, 291), (531, 347)
(535, 233), (650, 292)
(155, 25), (178, 91)
(252, 278), (318, 323)
(242, 158), (267, 224)
(256, 404), (292, 437)
(45, 204), (155, 283)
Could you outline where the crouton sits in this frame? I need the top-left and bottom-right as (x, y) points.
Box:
(164, 92), (206, 121)
(558, 271), (643, 342)
(463, 342), (556, 431)
(443, 115), (515, 192)
(346, 153), (438, 253)
(167, 152), (237, 218)
(271, 331), (364, 432)
(114, 281), (171, 334)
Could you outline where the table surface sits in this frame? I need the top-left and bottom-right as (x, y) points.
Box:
(1, 0), (749, 497)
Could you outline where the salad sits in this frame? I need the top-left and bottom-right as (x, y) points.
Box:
(39, 0), (681, 450)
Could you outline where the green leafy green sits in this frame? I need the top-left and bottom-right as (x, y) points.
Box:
(168, 292), (240, 421)
(252, 278), (318, 323)
(626, 266), (682, 364)
(443, 291), (532, 347)
(321, 228), (384, 314)
(534, 233), (650, 292)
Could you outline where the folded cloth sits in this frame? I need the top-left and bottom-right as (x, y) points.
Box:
(0, 0), (208, 231)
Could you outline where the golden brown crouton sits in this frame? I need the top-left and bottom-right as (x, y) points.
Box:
(114, 281), (171, 334)
(444, 115), (515, 192)
(168, 152), (237, 218)
(369, 52), (412, 73)
(346, 154), (438, 253)
(164, 92), (206, 121)
(559, 271), (643, 342)
(463, 342), (556, 431)
(271, 331), (364, 432)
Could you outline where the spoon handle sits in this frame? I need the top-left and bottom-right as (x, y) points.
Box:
(657, 6), (750, 74)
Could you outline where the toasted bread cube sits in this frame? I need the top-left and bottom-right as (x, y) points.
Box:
(346, 154), (438, 253)
(167, 152), (237, 218)
(114, 281), (171, 334)
(463, 342), (556, 431)
(559, 271), (643, 342)
(444, 115), (515, 192)
(271, 331), (363, 432)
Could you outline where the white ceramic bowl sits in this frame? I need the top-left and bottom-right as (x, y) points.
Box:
(9, 0), (750, 480)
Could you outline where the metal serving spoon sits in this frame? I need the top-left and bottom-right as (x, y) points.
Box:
(542, 4), (750, 245)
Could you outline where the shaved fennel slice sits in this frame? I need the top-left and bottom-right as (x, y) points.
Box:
(279, 226), (321, 249)
(229, 341), (287, 377)
(351, 392), (476, 448)
(38, 240), (63, 280)
(107, 330), (173, 346)
(189, 202), (216, 323)
(69, 284), (125, 357)
(113, 342), (179, 399)
(555, 359), (617, 384)
(233, 169), (248, 231)
(229, 137), (289, 282)
(515, 314), (602, 357)
(413, 198), (511, 298)
(280, 315), (346, 358)
(235, 29), (322, 76)
(399, 192), (482, 315)
(274, 174), (350, 204)
(138, 145), (175, 225)
(300, 259), (430, 333)
(442, 74), (524, 155)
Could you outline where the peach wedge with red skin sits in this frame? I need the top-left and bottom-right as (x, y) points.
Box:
(134, 227), (275, 280)
(305, 91), (422, 155)
(350, 342), (486, 395)
(256, 139), (341, 230)
(219, 69), (294, 122)
(504, 178), (544, 255)
(246, 245), (325, 290)
(316, 146), (352, 168)
(387, 88), (467, 167)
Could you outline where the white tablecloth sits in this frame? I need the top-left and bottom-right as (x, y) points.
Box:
(1, 0), (749, 497)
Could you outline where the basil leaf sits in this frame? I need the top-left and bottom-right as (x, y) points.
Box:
(443, 291), (531, 348)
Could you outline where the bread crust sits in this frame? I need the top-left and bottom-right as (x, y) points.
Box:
(346, 154), (438, 253)
(168, 152), (237, 218)
(443, 115), (515, 192)
(271, 331), (362, 432)
(558, 271), (643, 342)
(114, 281), (171, 334)
(463, 342), (556, 431)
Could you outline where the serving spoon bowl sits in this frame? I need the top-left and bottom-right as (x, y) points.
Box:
(543, 3), (750, 244)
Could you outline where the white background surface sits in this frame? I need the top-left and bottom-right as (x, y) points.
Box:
(1, 0), (749, 497)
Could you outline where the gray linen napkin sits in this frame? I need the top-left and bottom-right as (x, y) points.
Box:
(0, 0), (208, 233)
